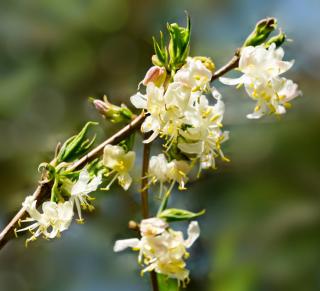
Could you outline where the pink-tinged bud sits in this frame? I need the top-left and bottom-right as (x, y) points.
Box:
(93, 99), (108, 115)
(91, 96), (133, 123)
(142, 66), (167, 87)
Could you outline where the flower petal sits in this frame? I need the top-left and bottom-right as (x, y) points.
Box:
(113, 238), (140, 252)
(184, 221), (200, 248)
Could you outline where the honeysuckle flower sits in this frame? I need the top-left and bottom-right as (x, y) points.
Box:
(220, 43), (301, 118)
(103, 144), (135, 190)
(70, 169), (102, 222)
(174, 57), (212, 91)
(131, 83), (165, 143)
(16, 196), (73, 245)
(140, 217), (168, 237)
(245, 77), (301, 119)
(148, 154), (191, 195)
(178, 90), (229, 170)
(114, 219), (200, 286)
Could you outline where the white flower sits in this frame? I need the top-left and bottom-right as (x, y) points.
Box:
(114, 219), (200, 286)
(220, 43), (301, 118)
(174, 57), (212, 90)
(140, 217), (168, 237)
(70, 169), (102, 222)
(148, 154), (190, 195)
(178, 90), (229, 170)
(131, 83), (165, 143)
(103, 144), (135, 190)
(16, 196), (73, 245)
(245, 77), (301, 119)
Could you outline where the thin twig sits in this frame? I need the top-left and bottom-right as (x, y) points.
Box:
(0, 112), (146, 250)
(140, 136), (159, 291)
(211, 49), (240, 82)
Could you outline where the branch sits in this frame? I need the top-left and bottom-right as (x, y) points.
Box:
(0, 49), (241, 251)
(140, 137), (159, 291)
(0, 112), (146, 250)
(211, 48), (240, 82)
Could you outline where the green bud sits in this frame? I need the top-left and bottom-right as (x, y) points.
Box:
(56, 121), (98, 163)
(265, 31), (286, 48)
(244, 17), (277, 47)
(167, 14), (191, 70)
(92, 96), (133, 123)
(158, 208), (205, 222)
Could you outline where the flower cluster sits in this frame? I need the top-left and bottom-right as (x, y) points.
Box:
(16, 144), (136, 243)
(131, 57), (229, 172)
(220, 43), (301, 118)
(114, 217), (200, 286)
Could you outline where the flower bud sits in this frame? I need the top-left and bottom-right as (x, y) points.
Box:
(92, 96), (133, 123)
(244, 17), (277, 47)
(265, 31), (286, 48)
(142, 66), (167, 87)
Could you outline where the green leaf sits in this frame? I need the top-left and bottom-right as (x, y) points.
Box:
(158, 208), (205, 222)
(56, 121), (98, 163)
(158, 274), (179, 291)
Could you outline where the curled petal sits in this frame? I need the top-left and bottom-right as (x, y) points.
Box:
(130, 93), (147, 109)
(219, 76), (245, 86)
(184, 221), (200, 248)
(114, 238), (140, 252)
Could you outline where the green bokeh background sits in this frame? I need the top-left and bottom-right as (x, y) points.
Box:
(0, 1), (319, 290)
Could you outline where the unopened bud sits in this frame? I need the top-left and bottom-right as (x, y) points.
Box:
(128, 220), (140, 231)
(244, 17), (277, 47)
(142, 66), (167, 87)
(91, 96), (133, 123)
(265, 31), (286, 48)
(93, 99), (108, 115)
(194, 56), (215, 73)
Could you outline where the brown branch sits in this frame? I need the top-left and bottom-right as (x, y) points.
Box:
(0, 112), (146, 250)
(211, 48), (240, 82)
(140, 136), (159, 291)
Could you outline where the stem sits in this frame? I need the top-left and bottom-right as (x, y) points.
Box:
(211, 49), (240, 82)
(0, 112), (146, 250)
(141, 138), (151, 219)
(140, 136), (159, 291)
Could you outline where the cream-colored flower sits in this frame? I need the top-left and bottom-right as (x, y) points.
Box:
(70, 168), (102, 222)
(103, 144), (135, 190)
(131, 83), (165, 143)
(148, 154), (190, 195)
(174, 57), (212, 90)
(140, 217), (168, 237)
(16, 196), (73, 245)
(220, 44), (301, 118)
(178, 90), (229, 170)
(114, 219), (200, 286)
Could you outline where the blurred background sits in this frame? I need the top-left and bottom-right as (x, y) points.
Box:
(0, 0), (319, 290)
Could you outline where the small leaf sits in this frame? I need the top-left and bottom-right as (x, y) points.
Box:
(56, 122), (98, 163)
(158, 208), (205, 222)
(158, 274), (179, 291)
